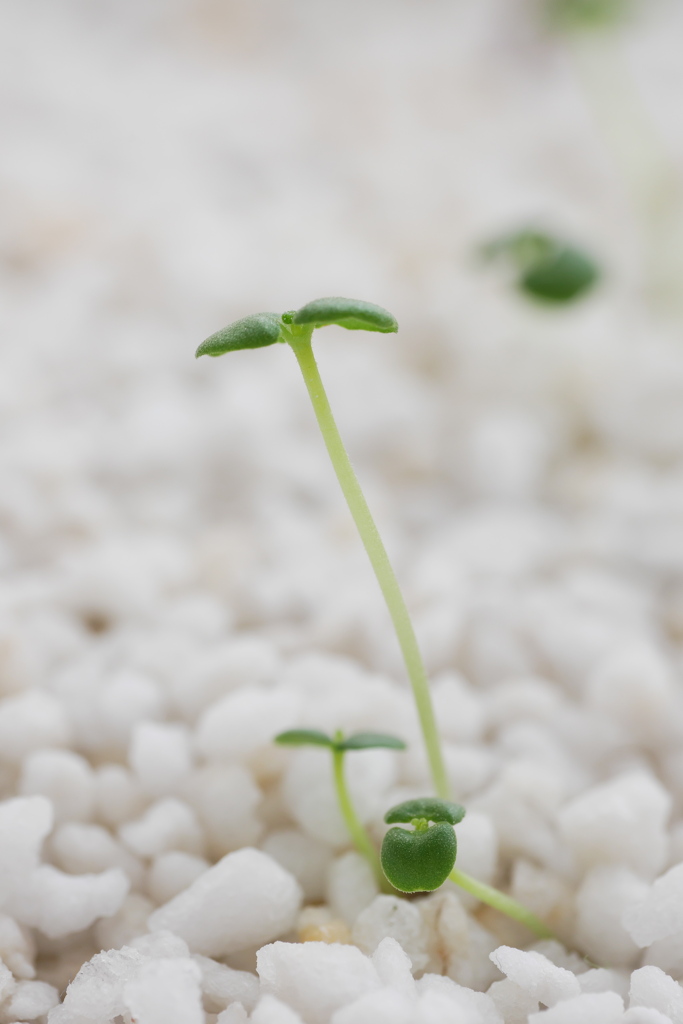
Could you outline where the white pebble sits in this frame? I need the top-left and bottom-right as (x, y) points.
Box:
(119, 798), (204, 858)
(487, 978), (540, 1024)
(0, 692), (69, 763)
(416, 974), (501, 1023)
(7, 864), (129, 938)
(123, 957), (203, 1024)
(184, 764), (262, 857)
(261, 829), (332, 903)
(527, 991), (624, 1024)
(148, 848), (302, 957)
(452, 812), (498, 902)
(50, 822), (144, 888)
(579, 967), (630, 999)
(173, 636), (280, 720)
(587, 643), (678, 744)
(95, 893), (155, 950)
(352, 895), (428, 972)
(0, 913), (35, 979)
(47, 946), (145, 1024)
(558, 772), (671, 878)
(624, 863), (683, 947)
(2, 980), (59, 1020)
(574, 865), (649, 966)
(257, 941), (380, 1024)
(129, 930), (190, 958)
(431, 671), (484, 741)
(0, 960), (16, 1003)
(147, 851), (209, 905)
(371, 937), (415, 999)
(195, 687), (301, 762)
(93, 764), (146, 827)
(489, 946), (580, 1007)
(0, 797), (53, 907)
(251, 994), (304, 1024)
(193, 954), (259, 1012)
(330, 987), (413, 1024)
(629, 966), (683, 1024)
(129, 722), (193, 798)
(19, 749), (95, 823)
(217, 1004), (250, 1024)
(623, 1008), (677, 1023)
(327, 852), (379, 926)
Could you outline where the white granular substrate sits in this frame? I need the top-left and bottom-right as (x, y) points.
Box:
(2, 0), (683, 1021)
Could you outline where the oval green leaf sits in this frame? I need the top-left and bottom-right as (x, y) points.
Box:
(384, 798), (465, 826)
(274, 729), (333, 747)
(482, 229), (599, 305)
(520, 247), (598, 303)
(381, 822), (457, 892)
(545, 0), (630, 30)
(196, 312), (283, 357)
(292, 297), (398, 334)
(338, 732), (406, 751)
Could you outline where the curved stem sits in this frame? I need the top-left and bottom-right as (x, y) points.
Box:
(288, 333), (449, 799)
(449, 868), (555, 941)
(331, 745), (382, 880)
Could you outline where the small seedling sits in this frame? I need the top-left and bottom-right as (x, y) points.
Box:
(197, 298), (449, 799)
(275, 728), (406, 883)
(382, 797), (465, 893)
(544, 0), (632, 30)
(481, 229), (599, 304)
(382, 798), (555, 940)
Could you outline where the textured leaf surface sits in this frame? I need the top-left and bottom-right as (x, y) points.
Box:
(274, 729), (333, 747)
(381, 822), (457, 892)
(196, 312), (282, 357)
(384, 797), (465, 825)
(292, 297), (398, 333)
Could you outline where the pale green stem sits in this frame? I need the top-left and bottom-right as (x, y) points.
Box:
(449, 868), (555, 941)
(331, 744), (382, 881)
(287, 331), (449, 800)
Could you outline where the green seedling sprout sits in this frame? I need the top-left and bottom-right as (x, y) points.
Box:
(482, 229), (599, 304)
(275, 728), (406, 884)
(382, 798), (555, 940)
(197, 298), (449, 799)
(544, 0), (632, 30)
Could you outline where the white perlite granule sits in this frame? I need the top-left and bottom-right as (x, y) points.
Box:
(3, 0), (683, 1021)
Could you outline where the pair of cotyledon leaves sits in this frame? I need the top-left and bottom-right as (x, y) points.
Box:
(275, 728), (465, 894)
(483, 229), (599, 304)
(546, 0), (630, 30)
(196, 297), (398, 358)
(196, 235), (598, 364)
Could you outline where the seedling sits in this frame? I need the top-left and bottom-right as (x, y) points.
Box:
(544, 0), (632, 30)
(275, 728), (406, 884)
(197, 298), (449, 799)
(481, 229), (599, 304)
(382, 798), (555, 940)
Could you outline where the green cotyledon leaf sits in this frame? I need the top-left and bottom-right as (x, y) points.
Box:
(384, 798), (465, 825)
(274, 729), (334, 747)
(381, 821), (457, 892)
(291, 297), (398, 333)
(196, 312), (283, 357)
(337, 732), (406, 751)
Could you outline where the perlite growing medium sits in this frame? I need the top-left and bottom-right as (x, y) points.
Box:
(3, 0), (683, 1022)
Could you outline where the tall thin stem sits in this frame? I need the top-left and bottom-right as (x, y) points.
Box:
(287, 333), (450, 800)
(449, 868), (554, 940)
(331, 743), (382, 880)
